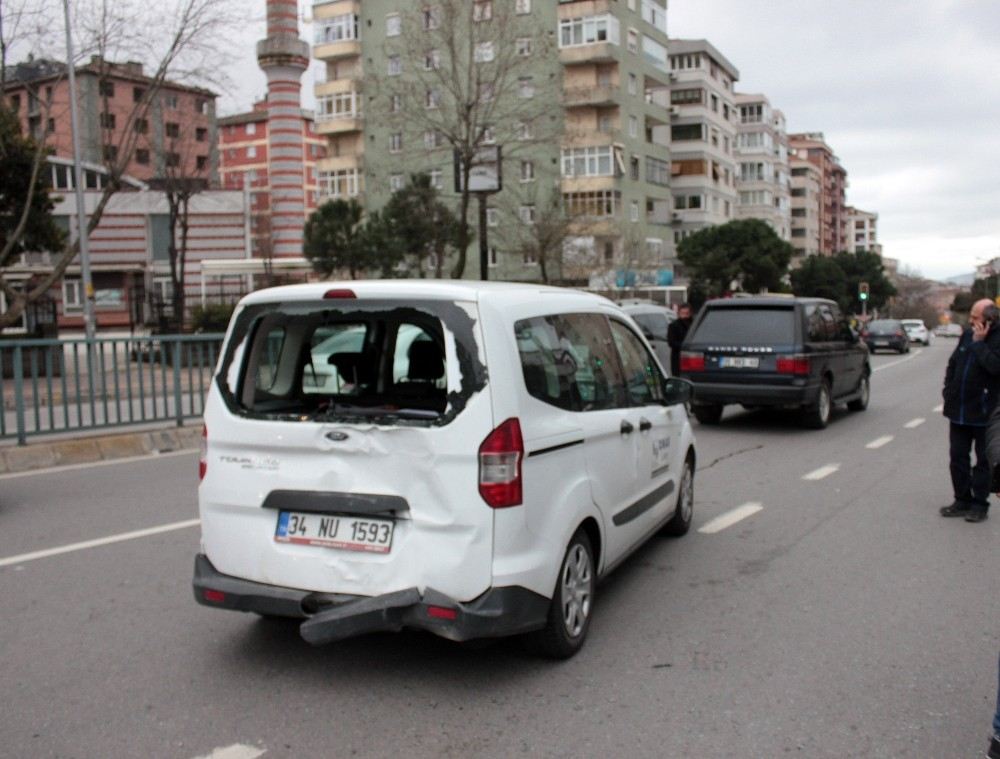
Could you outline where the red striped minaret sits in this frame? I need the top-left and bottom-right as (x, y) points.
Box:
(257, 0), (310, 259)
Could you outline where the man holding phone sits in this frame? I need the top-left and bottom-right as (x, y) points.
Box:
(940, 299), (1000, 522)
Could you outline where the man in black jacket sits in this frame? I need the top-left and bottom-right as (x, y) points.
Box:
(667, 303), (693, 376)
(941, 299), (1000, 522)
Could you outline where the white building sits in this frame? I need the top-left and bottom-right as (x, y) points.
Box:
(734, 93), (790, 241)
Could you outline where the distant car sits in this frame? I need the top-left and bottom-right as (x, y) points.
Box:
(861, 319), (910, 353)
(619, 302), (676, 370)
(934, 323), (963, 338)
(900, 319), (932, 345)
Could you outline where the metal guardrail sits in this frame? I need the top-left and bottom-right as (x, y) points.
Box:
(0, 334), (225, 445)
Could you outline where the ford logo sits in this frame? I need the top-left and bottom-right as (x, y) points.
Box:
(325, 431), (350, 442)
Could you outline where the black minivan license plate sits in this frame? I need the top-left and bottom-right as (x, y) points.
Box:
(720, 356), (759, 369)
(275, 511), (394, 554)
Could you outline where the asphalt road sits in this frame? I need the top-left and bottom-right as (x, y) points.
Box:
(1, 340), (997, 759)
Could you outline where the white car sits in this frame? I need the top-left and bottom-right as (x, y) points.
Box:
(901, 319), (932, 345)
(194, 281), (697, 658)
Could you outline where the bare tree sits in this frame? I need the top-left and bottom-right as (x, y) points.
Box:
(0, 0), (239, 330)
(380, 0), (559, 279)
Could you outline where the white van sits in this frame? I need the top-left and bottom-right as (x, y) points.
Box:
(193, 281), (697, 657)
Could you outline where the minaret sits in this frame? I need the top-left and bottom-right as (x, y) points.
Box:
(256, 0), (310, 259)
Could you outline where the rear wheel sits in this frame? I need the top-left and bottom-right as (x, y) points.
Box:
(693, 404), (723, 425)
(803, 379), (832, 429)
(527, 530), (595, 659)
(847, 372), (870, 411)
(662, 457), (694, 537)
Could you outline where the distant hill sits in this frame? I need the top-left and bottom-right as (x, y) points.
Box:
(940, 273), (975, 286)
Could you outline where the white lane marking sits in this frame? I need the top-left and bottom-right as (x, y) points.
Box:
(866, 435), (894, 449)
(0, 448), (197, 480)
(698, 502), (763, 534)
(904, 418), (926, 429)
(0, 519), (200, 568)
(933, 404), (944, 413)
(872, 349), (922, 373)
(191, 746), (266, 759)
(803, 464), (840, 481)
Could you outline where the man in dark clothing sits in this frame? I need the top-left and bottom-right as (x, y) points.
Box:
(940, 298), (1000, 522)
(667, 302), (693, 376)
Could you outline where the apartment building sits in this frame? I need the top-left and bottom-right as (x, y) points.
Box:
(844, 206), (881, 255)
(217, 101), (326, 265)
(734, 93), (790, 241)
(789, 157), (821, 259)
(311, 0), (677, 285)
(4, 56), (217, 183)
(788, 132), (848, 255)
(667, 39), (739, 256)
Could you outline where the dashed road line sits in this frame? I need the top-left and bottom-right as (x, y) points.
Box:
(872, 349), (922, 372)
(904, 418), (926, 429)
(0, 519), (200, 568)
(866, 435), (894, 449)
(803, 464), (840, 481)
(191, 746), (266, 759)
(698, 502), (763, 534)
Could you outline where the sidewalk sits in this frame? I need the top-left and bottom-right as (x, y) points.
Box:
(0, 425), (201, 475)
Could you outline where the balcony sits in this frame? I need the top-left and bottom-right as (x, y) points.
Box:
(561, 176), (618, 193)
(562, 85), (618, 108)
(559, 43), (618, 66)
(315, 79), (363, 96)
(313, 40), (361, 61)
(316, 115), (363, 135)
(557, 0), (613, 20)
(317, 154), (363, 173)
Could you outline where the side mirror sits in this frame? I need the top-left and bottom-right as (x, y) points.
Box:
(663, 377), (693, 406)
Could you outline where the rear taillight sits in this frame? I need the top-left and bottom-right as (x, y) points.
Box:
(199, 425), (208, 482)
(478, 418), (523, 508)
(776, 355), (811, 376)
(860, 330), (869, 338)
(680, 351), (705, 372)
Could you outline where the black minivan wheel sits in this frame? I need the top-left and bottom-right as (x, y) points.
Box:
(847, 373), (870, 412)
(527, 530), (595, 659)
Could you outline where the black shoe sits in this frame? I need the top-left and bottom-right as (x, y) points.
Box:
(940, 502), (972, 517)
(987, 734), (1000, 759)
(964, 510), (989, 523)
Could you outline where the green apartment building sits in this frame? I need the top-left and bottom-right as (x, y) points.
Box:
(312, 0), (675, 285)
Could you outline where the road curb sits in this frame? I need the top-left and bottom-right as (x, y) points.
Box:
(0, 426), (201, 475)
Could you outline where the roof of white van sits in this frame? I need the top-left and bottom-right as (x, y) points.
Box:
(239, 280), (614, 309)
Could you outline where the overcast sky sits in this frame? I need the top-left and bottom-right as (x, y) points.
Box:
(215, 1), (1000, 281)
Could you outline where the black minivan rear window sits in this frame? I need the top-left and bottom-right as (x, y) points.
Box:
(691, 307), (796, 345)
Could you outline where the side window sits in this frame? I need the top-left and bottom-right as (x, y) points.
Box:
(304, 323), (367, 395)
(515, 313), (627, 411)
(633, 312), (669, 341)
(805, 304), (825, 342)
(817, 305), (837, 341)
(610, 320), (664, 405)
(393, 323), (444, 388)
(255, 327), (286, 393)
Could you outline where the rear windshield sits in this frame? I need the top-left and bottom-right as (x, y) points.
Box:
(217, 300), (485, 426)
(690, 306), (796, 345)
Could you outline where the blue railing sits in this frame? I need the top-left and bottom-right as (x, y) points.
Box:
(0, 334), (225, 445)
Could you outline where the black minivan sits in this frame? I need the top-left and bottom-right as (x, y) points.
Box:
(679, 296), (870, 428)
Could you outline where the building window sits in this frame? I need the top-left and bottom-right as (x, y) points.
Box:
(479, 82), (495, 102)
(246, 122), (256, 136)
(318, 169), (361, 199)
(317, 92), (361, 122)
(518, 77), (534, 98)
(315, 13), (359, 43)
(99, 112), (116, 129)
(486, 208), (498, 226)
(561, 145), (614, 177)
(516, 121), (532, 140)
(98, 80), (114, 97)
(627, 29), (638, 53)
(196, 127), (207, 142)
(425, 89), (441, 109)
(389, 133), (403, 153)
(515, 0), (531, 14)
(102, 144), (117, 161)
(164, 94), (178, 109)
(247, 145), (257, 159)
(560, 15), (621, 48)
(424, 129), (443, 148)
(489, 247), (498, 268)
(386, 13), (401, 36)
(473, 1), (492, 22)
(563, 191), (620, 218)
(390, 173), (405, 191)
(165, 122), (180, 138)
(519, 205), (535, 225)
(196, 155), (208, 171)
(429, 169), (443, 189)
(630, 156), (640, 181)
(195, 99), (208, 115)
(424, 49), (441, 70)
(63, 280), (83, 312)
(520, 160), (535, 182)
(166, 152), (181, 168)
(481, 125), (496, 143)
(388, 55), (402, 75)
(133, 87), (145, 103)
(630, 201), (639, 222)
(422, 6), (440, 30)
(628, 73), (638, 96)
(628, 115), (638, 138)
(516, 37), (532, 56)
(475, 41), (495, 63)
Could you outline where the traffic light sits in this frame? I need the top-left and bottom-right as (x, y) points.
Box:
(859, 281), (870, 301)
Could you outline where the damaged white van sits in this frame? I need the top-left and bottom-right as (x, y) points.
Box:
(193, 281), (697, 657)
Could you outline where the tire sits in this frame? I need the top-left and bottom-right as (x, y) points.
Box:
(847, 372), (870, 412)
(662, 456), (694, 537)
(692, 404), (723, 425)
(527, 530), (595, 659)
(803, 379), (832, 429)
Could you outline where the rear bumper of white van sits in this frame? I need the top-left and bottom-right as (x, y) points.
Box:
(193, 554), (550, 644)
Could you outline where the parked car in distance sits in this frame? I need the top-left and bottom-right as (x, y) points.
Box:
(934, 323), (964, 338)
(900, 319), (932, 345)
(194, 281), (698, 659)
(679, 296), (870, 429)
(619, 302), (676, 371)
(862, 319), (910, 353)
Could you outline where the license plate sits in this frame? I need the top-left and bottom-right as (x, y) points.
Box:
(875, 340), (888, 346)
(275, 511), (394, 554)
(719, 356), (759, 369)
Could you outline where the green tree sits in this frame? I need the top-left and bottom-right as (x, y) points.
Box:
(790, 255), (849, 305)
(677, 219), (794, 297)
(832, 250), (895, 313)
(380, 174), (458, 278)
(303, 199), (370, 279)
